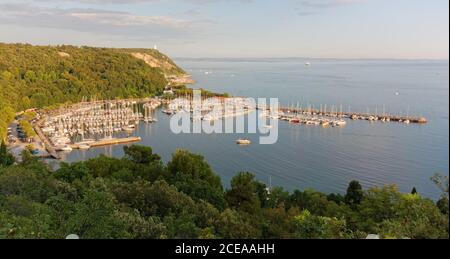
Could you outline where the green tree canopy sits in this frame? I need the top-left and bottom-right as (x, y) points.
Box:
(345, 180), (364, 207)
(0, 145), (447, 239)
(167, 150), (225, 209)
(225, 172), (261, 214)
(0, 141), (14, 167)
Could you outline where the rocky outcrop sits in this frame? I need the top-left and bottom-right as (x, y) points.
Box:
(166, 74), (195, 85)
(131, 52), (175, 71)
(131, 52), (195, 85)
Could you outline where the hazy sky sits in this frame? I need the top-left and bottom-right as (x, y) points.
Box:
(0, 0), (448, 59)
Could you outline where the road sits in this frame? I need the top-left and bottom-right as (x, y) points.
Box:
(7, 120), (50, 161)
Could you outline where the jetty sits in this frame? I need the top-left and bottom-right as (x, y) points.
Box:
(34, 121), (60, 159)
(272, 106), (427, 124)
(71, 137), (142, 149)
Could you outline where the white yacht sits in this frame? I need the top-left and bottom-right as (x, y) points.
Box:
(57, 145), (73, 152)
(78, 144), (90, 150)
(236, 138), (251, 145)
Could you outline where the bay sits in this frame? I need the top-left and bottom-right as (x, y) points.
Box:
(62, 58), (449, 200)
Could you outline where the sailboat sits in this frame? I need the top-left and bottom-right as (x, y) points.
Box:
(266, 176), (272, 196)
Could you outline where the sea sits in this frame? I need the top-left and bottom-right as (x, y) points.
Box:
(62, 58), (449, 200)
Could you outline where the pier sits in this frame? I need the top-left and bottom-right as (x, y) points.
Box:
(34, 121), (60, 159)
(71, 137), (142, 149)
(274, 106), (428, 124)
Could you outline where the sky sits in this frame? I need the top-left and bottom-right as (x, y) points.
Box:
(0, 0), (448, 59)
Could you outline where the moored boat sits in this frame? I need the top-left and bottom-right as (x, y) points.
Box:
(78, 144), (90, 150)
(57, 145), (73, 152)
(236, 138), (251, 145)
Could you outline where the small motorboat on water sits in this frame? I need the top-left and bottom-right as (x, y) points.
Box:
(57, 145), (73, 152)
(333, 120), (347, 127)
(78, 144), (90, 150)
(236, 138), (251, 145)
(290, 118), (300, 124)
(122, 125), (135, 132)
(351, 115), (359, 120)
(162, 109), (175, 115)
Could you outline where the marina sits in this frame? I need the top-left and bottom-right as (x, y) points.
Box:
(34, 98), (162, 158)
(166, 96), (257, 121)
(32, 96), (262, 158)
(165, 96), (428, 127)
(31, 95), (429, 159)
(259, 103), (426, 129)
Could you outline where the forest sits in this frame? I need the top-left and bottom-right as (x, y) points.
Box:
(0, 43), (185, 140)
(0, 143), (448, 239)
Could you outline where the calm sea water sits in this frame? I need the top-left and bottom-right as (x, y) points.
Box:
(62, 59), (449, 199)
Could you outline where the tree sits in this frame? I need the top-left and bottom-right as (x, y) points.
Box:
(293, 210), (349, 239)
(84, 155), (127, 178)
(345, 180), (364, 207)
(20, 149), (37, 165)
(167, 150), (225, 209)
(431, 173), (449, 215)
(124, 145), (160, 164)
(115, 212), (167, 239)
(431, 173), (449, 199)
(54, 162), (89, 183)
(111, 180), (197, 218)
(164, 211), (200, 239)
(327, 193), (345, 204)
(215, 209), (260, 239)
(0, 141), (14, 167)
(261, 205), (300, 239)
(377, 193), (449, 239)
(296, 190), (333, 216)
(66, 191), (129, 239)
(265, 187), (290, 209)
(225, 172), (261, 214)
(357, 185), (401, 233)
(436, 197), (449, 215)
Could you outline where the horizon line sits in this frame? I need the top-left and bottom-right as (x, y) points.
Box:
(1, 41), (448, 62)
(173, 56), (450, 62)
